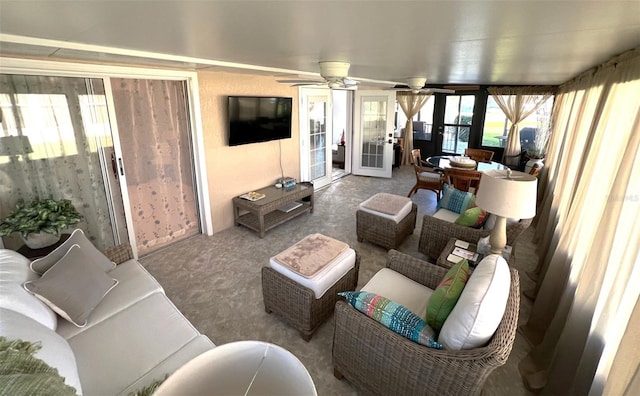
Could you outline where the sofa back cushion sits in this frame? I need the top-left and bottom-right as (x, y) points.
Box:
(438, 254), (510, 350)
(0, 249), (57, 330)
(0, 308), (83, 394)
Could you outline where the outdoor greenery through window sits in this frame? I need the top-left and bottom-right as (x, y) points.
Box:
(482, 95), (554, 151)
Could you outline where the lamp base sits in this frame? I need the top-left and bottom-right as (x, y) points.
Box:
(488, 216), (508, 255)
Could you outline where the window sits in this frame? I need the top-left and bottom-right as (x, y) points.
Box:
(482, 96), (554, 149)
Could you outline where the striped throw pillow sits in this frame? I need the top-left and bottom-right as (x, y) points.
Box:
(339, 291), (442, 349)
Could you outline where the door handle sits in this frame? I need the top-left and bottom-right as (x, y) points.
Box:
(110, 152), (118, 179)
(118, 158), (125, 176)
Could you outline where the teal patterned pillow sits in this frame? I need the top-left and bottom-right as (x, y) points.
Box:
(437, 184), (475, 214)
(339, 291), (442, 349)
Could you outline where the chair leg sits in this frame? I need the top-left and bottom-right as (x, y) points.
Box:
(407, 186), (417, 197)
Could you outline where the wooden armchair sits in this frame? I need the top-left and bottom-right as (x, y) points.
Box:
(464, 148), (494, 162)
(444, 167), (482, 193)
(408, 149), (444, 199)
(332, 250), (520, 396)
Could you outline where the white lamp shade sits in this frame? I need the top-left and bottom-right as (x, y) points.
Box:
(475, 169), (538, 219)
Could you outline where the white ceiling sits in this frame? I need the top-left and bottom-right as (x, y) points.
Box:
(0, 1), (639, 86)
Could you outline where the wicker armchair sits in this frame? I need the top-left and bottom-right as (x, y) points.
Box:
(418, 214), (533, 261)
(332, 250), (520, 396)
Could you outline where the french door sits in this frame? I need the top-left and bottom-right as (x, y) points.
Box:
(352, 90), (395, 178)
(299, 87), (333, 189)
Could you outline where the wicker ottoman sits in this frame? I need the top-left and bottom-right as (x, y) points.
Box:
(262, 234), (360, 341)
(356, 193), (417, 250)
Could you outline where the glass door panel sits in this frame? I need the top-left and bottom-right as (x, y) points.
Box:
(299, 88), (332, 190)
(0, 74), (118, 251)
(110, 78), (199, 256)
(442, 95), (475, 154)
(352, 91), (395, 178)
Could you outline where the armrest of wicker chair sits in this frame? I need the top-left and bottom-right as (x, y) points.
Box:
(332, 267), (520, 396)
(418, 215), (533, 262)
(386, 249), (448, 289)
(103, 243), (134, 265)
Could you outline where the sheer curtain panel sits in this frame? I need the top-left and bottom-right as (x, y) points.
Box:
(486, 87), (553, 167)
(397, 92), (431, 165)
(518, 47), (640, 395)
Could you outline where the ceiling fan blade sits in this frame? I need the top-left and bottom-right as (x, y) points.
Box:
(424, 88), (456, 94)
(290, 82), (326, 87)
(342, 78), (359, 86)
(277, 79), (324, 84)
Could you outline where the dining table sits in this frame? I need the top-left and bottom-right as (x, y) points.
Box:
(426, 155), (506, 171)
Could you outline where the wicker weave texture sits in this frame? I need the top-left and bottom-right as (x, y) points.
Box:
(262, 252), (360, 341)
(103, 244), (134, 265)
(332, 250), (520, 396)
(356, 203), (417, 250)
(418, 214), (532, 261)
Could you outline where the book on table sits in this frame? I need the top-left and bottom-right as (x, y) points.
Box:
(277, 201), (303, 213)
(450, 246), (481, 266)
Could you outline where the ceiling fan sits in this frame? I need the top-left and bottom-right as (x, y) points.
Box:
(387, 77), (455, 94)
(277, 61), (359, 90)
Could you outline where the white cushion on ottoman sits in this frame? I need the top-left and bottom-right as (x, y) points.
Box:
(358, 193), (413, 223)
(438, 254), (510, 350)
(269, 248), (356, 299)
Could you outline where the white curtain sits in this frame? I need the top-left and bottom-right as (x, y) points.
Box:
(0, 75), (114, 250)
(110, 78), (199, 256)
(518, 47), (640, 395)
(487, 87), (553, 167)
(397, 92), (431, 165)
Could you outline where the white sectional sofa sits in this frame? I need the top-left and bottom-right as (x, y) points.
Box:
(0, 241), (214, 395)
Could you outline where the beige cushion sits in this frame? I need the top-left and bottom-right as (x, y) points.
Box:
(68, 293), (207, 396)
(361, 268), (433, 320)
(418, 171), (441, 181)
(432, 208), (460, 223)
(30, 228), (116, 275)
(24, 244), (119, 327)
(438, 254), (510, 350)
(0, 308), (83, 395)
(358, 193), (413, 223)
(56, 259), (164, 339)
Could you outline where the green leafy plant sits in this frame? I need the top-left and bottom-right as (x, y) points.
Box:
(0, 198), (83, 238)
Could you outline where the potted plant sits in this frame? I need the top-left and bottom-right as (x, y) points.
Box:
(525, 123), (551, 173)
(0, 198), (83, 249)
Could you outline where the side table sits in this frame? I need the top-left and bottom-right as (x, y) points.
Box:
(16, 233), (71, 259)
(437, 237), (513, 269)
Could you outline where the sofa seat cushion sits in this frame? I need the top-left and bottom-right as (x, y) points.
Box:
(438, 254), (510, 350)
(56, 259), (165, 339)
(0, 308), (83, 395)
(361, 268), (433, 320)
(118, 335), (214, 396)
(67, 292), (206, 396)
(432, 208), (460, 223)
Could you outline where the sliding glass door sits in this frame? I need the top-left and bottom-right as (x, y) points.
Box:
(110, 78), (200, 255)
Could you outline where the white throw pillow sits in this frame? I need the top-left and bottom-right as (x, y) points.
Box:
(0, 308), (83, 395)
(438, 254), (510, 350)
(0, 249), (40, 283)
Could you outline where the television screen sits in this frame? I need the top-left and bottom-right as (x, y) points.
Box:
(228, 96), (293, 146)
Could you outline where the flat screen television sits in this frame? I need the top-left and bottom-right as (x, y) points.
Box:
(228, 96), (293, 146)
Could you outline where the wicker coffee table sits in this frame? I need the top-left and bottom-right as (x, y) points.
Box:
(233, 182), (314, 237)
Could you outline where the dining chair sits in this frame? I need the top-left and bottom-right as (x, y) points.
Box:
(408, 149), (444, 199)
(444, 167), (482, 193)
(464, 148), (494, 162)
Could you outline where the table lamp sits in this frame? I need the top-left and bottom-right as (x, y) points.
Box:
(475, 169), (538, 254)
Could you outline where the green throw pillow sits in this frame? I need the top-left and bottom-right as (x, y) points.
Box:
(426, 259), (471, 332)
(0, 337), (78, 396)
(455, 206), (488, 228)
